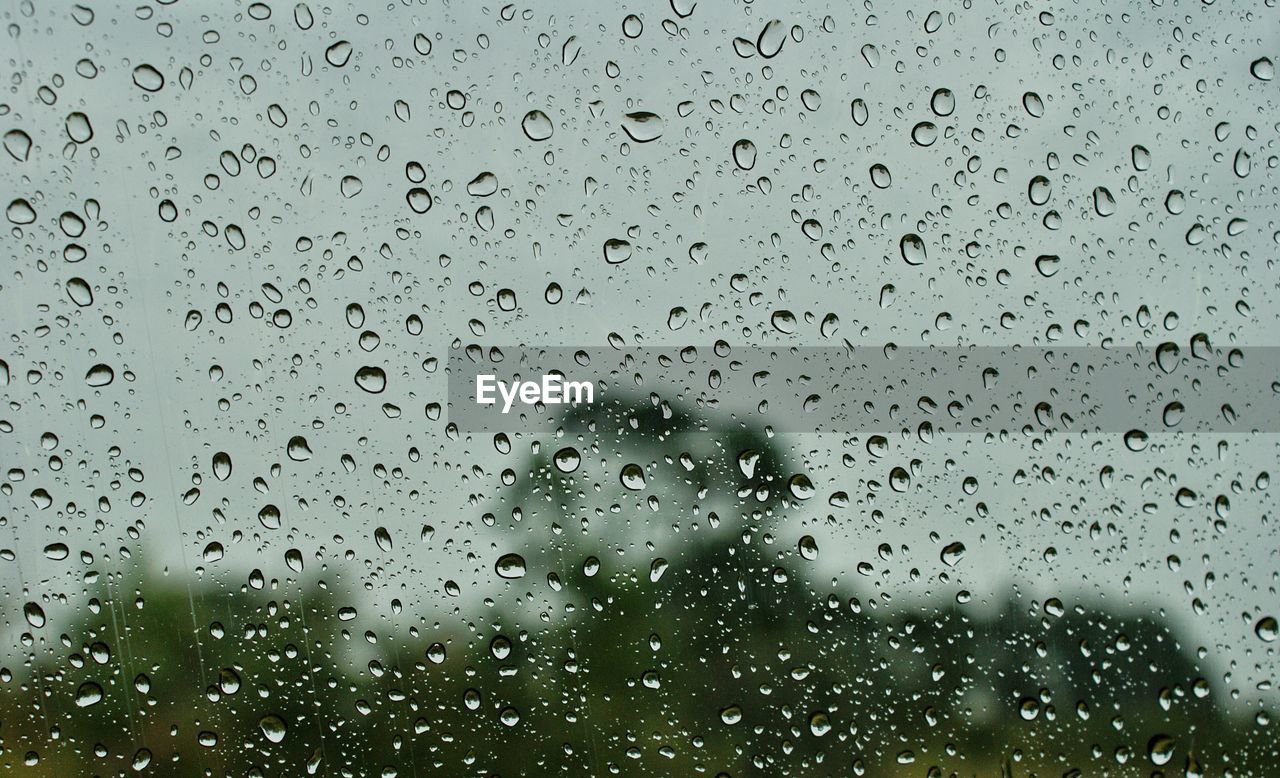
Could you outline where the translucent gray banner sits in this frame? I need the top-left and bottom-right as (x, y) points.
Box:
(447, 343), (1280, 434)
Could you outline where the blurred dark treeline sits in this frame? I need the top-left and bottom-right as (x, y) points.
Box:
(0, 400), (1265, 776)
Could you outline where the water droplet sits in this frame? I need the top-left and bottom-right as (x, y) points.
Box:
(553, 447), (581, 473)
(869, 164), (891, 188)
(85, 364), (114, 387)
(1092, 186), (1116, 216)
(1251, 57), (1274, 81)
(374, 526), (393, 552)
(355, 366), (387, 393)
(495, 553), (526, 579)
(603, 238), (633, 264)
(770, 309), (797, 333)
(340, 175), (363, 198)
(287, 436), (312, 461)
(65, 112), (93, 143)
(930, 88), (954, 116)
(66, 277), (93, 306)
(23, 602), (45, 628)
(131, 64), (164, 92)
(851, 98), (869, 125)
(620, 463), (646, 490)
(1022, 91), (1044, 117)
(466, 172), (498, 196)
(622, 14), (643, 38)
(407, 187), (433, 213)
(75, 682), (104, 707)
(808, 711), (832, 737)
(1124, 429), (1149, 451)
(1028, 176), (1051, 205)
(1147, 735), (1175, 766)
(649, 558), (668, 582)
(940, 542), (966, 566)
(1035, 255), (1060, 277)
(6, 198), (36, 225)
(621, 111), (664, 143)
(732, 139), (757, 170)
(756, 19), (785, 58)
(798, 535), (819, 561)
(521, 110), (554, 141)
(1018, 697), (1040, 720)
(788, 474), (814, 499)
(258, 714), (288, 743)
(900, 233), (926, 265)
(1256, 616), (1278, 642)
(212, 452), (232, 481)
(911, 121), (938, 146)
(258, 504), (282, 530)
(3, 129), (32, 162)
(720, 704), (743, 725)
(325, 40), (353, 67)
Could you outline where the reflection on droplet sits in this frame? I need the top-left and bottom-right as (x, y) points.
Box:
(620, 463), (646, 490)
(6, 199), (36, 225)
(258, 714), (288, 743)
(85, 364), (114, 387)
(900, 233), (926, 265)
(940, 542), (966, 567)
(732, 138), (757, 170)
(325, 40), (353, 67)
(911, 122), (938, 146)
(1256, 616), (1278, 642)
(603, 238), (633, 264)
(495, 553), (526, 579)
(132, 64), (164, 92)
(355, 366), (387, 393)
(621, 112), (664, 143)
(521, 110), (554, 141)
(467, 172), (498, 196)
(258, 504), (282, 530)
(553, 447), (581, 473)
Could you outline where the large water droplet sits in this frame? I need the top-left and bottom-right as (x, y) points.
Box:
(287, 436), (312, 461)
(85, 364), (114, 387)
(6, 198), (36, 225)
(23, 602), (45, 628)
(495, 552), (526, 579)
(355, 366), (387, 393)
(756, 19), (785, 58)
(325, 40), (353, 67)
(900, 233), (926, 265)
(620, 463), (646, 490)
(553, 446), (581, 473)
(603, 238), (633, 264)
(940, 542), (966, 566)
(621, 111), (664, 143)
(132, 64), (164, 92)
(521, 110), (554, 141)
(732, 139), (757, 170)
(258, 714), (288, 743)
(1256, 616), (1278, 642)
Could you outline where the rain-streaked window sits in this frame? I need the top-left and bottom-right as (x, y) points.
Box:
(2, 1), (1277, 775)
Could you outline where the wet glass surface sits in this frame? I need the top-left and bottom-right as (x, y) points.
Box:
(1, 1), (1278, 774)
